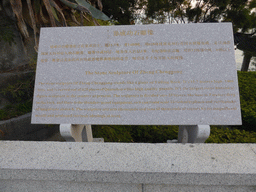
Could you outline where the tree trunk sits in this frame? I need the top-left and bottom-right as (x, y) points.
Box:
(241, 52), (252, 71)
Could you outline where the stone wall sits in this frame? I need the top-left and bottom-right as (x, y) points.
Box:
(0, 113), (61, 141)
(0, 142), (256, 191)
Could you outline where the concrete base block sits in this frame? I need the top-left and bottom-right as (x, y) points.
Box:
(0, 141), (256, 192)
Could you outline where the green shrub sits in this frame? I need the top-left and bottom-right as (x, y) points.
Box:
(236, 71), (256, 131)
(92, 125), (178, 143)
(0, 100), (32, 120)
(206, 126), (256, 143)
(92, 125), (133, 142)
(92, 125), (256, 143)
(129, 125), (178, 143)
(1, 72), (35, 104)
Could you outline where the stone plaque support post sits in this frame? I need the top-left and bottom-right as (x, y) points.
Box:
(59, 124), (104, 142)
(177, 125), (210, 143)
(168, 125), (210, 143)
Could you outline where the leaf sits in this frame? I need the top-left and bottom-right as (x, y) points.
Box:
(50, 0), (67, 26)
(70, 10), (81, 25)
(40, 6), (49, 24)
(42, 0), (56, 26)
(75, 0), (110, 20)
(249, 0), (256, 9)
(50, 6), (60, 22)
(59, 0), (78, 9)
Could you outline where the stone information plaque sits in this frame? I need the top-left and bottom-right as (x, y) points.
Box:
(32, 23), (242, 125)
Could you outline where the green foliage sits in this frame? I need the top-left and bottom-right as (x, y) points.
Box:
(236, 71), (256, 131)
(92, 125), (133, 142)
(92, 125), (178, 143)
(206, 126), (256, 143)
(1, 73), (35, 104)
(140, 0), (256, 32)
(95, 19), (113, 26)
(129, 125), (178, 143)
(0, 70), (34, 120)
(92, 124), (256, 143)
(102, 0), (137, 25)
(0, 100), (32, 120)
(226, 8), (255, 32)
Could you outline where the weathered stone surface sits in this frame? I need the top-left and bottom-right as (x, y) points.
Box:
(0, 142), (255, 191)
